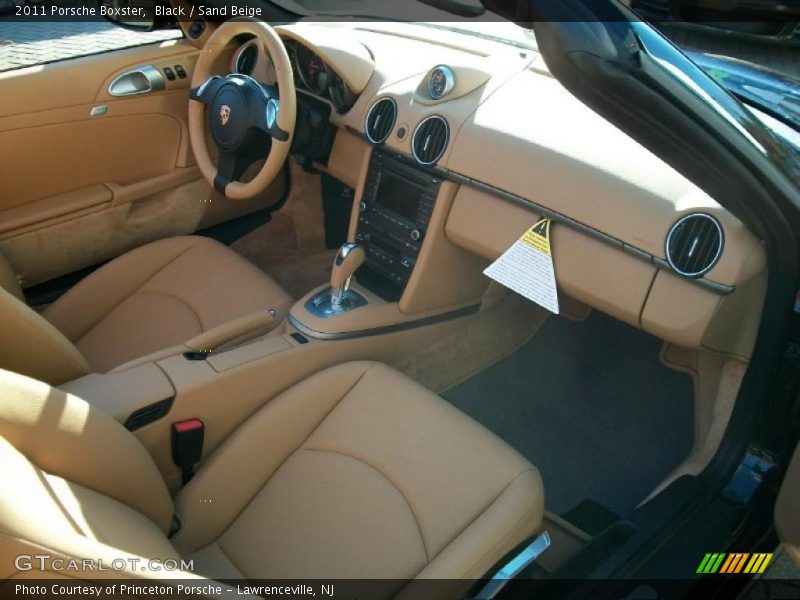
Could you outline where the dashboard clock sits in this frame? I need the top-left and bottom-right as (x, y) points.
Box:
(428, 65), (455, 100)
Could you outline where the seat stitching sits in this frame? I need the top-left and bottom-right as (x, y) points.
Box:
(422, 467), (539, 571)
(127, 289), (205, 329)
(398, 469), (541, 599)
(76, 289), (205, 349)
(300, 446), (431, 562)
(66, 239), (202, 342)
(460, 497), (541, 579)
(214, 364), (375, 542)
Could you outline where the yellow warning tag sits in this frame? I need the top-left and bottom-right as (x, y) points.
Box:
(520, 218), (552, 255)
(483, 218), (559, 314)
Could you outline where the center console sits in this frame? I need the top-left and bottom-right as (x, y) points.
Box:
(355, 150), (442, 301)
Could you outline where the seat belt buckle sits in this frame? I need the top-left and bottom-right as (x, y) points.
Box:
(171, 418), (204, 485)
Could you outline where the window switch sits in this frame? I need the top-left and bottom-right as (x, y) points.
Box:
(164, 67), (176, 81)
(175, 65), (187, 79)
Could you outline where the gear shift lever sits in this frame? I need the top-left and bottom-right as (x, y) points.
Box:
(305, 243), (368, 318)
(330, 243), (365, 306)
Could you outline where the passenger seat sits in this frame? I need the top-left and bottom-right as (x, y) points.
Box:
(0, 236), (293, 384)
(0, 362), (544, 589)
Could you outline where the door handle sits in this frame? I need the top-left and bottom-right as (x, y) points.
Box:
(108, 65), (165, 97)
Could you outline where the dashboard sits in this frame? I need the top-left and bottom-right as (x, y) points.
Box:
(232, 22), (767, 359)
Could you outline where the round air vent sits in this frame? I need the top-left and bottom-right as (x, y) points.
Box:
(365, 97), (397, 144)
(666, 213), (724, 278)
(412, 115), (449, 165)
(236, 45), (258, 76)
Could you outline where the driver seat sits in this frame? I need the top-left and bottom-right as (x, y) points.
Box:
(0, 236), (293, 384)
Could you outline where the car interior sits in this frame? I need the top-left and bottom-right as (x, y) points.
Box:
(0, 9), (774, 590)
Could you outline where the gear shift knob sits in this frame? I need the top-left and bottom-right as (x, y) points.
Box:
(331, 243), (365, 304)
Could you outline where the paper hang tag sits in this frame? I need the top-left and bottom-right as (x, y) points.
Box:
(483, 217), (560, 314)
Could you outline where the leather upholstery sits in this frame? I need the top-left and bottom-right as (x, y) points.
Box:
(0, 437), (182, 581)
(0, 256), (88, 384)
(0, 288), (90, 385)
(0, 362), (544, 583)
(0, 235), (292, 380)
(0, 370), (174, 533)
(174, 361), (544, 581)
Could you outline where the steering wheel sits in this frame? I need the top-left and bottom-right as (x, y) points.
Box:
(188, 19), (296, 200)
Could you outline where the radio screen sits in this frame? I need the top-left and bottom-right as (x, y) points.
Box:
(375, 171), (419, 222)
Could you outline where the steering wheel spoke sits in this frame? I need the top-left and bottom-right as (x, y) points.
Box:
(190, 76), (225, 105)
(213, 140), (270, 195)
(214, 151), (242, 194)
(239, 79), (290, 142)
(253, 97), (291, 142)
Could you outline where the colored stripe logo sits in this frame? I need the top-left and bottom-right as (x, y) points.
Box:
(697, 553), (773, 574)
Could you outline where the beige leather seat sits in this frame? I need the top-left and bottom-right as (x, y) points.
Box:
(0, 236), (293, 384)
(0, 362), (544, 591)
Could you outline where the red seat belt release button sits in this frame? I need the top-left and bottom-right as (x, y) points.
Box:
(171, 418), (204, 485)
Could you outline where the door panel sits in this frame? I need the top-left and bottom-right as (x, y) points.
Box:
(0, 35), (287, 289)
(1, 114), (182, 207)
(775, 443), (800, 563)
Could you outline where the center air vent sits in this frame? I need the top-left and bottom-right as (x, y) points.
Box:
(412, 115), (449, 165)
(365, 97), (397, 144)
(666, 213), (724, 278)
(236, 45), (258, 76)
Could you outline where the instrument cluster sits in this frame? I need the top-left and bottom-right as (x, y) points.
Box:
(285, 40), (358, 114)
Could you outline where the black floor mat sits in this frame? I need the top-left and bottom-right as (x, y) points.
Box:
(562, 499), (620, 536)
(442, 310), (694, 516)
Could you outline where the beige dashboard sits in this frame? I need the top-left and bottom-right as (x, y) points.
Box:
(251, 22), (766, 358)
